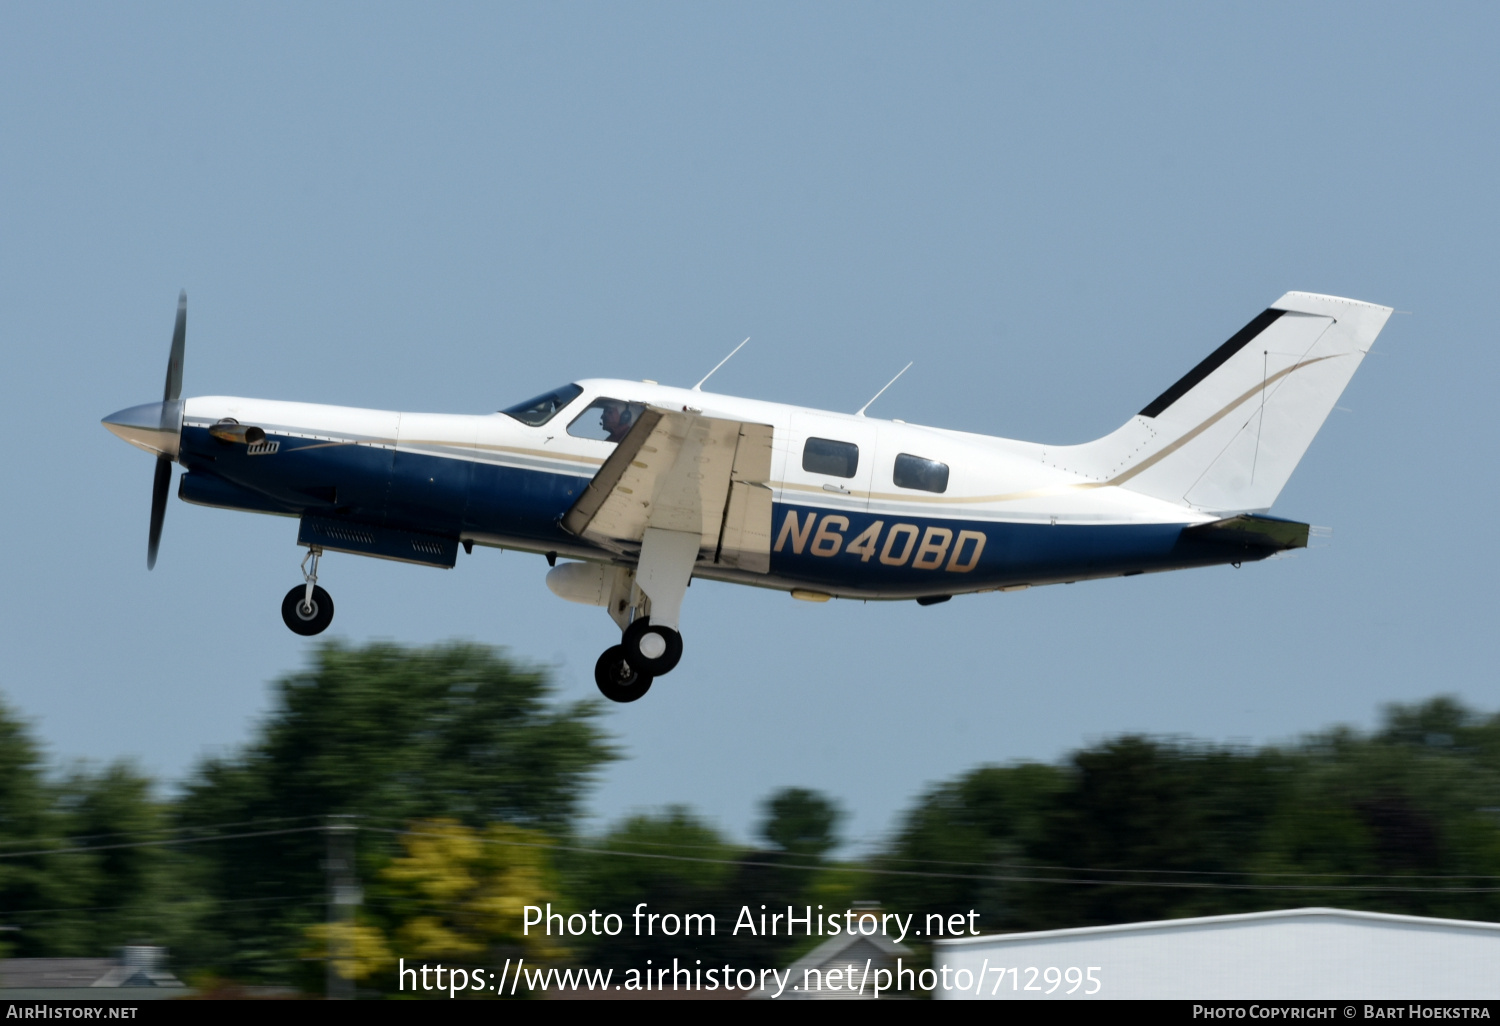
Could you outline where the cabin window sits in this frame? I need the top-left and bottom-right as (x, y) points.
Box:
(893, 453), (949, 494)
(567, 398), (648, 443)
(802, 437), (859, 478)
(500, 383), (583, 426)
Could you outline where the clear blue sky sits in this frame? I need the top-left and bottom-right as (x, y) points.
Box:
(2, 2), (1496, 850)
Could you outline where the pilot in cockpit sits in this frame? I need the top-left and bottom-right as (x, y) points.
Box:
(600, 400), (635, 443)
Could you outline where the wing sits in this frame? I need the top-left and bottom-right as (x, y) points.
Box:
(561, 407), (774, 573)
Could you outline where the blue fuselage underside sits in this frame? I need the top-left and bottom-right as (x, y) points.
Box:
(177, 426), (1260, 597)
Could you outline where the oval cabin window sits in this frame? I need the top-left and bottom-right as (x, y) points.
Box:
(802, 437), (859, 478)
(893, 453), (949, 493)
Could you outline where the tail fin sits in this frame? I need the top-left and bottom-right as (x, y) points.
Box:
(1055, 292), (1392, 514)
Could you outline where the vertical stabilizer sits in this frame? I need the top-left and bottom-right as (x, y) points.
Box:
(1051, 292), (1391, 514)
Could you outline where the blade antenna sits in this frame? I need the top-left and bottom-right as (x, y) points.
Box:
(855, 362), (912, 417)
(692, 337), (750, 391)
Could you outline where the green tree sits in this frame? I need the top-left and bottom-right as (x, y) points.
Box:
(43, 762), (191, 955)
(566, 795), (869, 972)
(726, 787), (847, 966)
(760, 787), (842, 859)
(0, 697), (58, 955)
(1253, 699), (1500, 920)
(564, 806), (743, 969)
(876, 700), (1500, 940)
(174, 641), (615, 984)
(1018, 738), (1293, 928)
(0, 701), (181, 957)
(874, 762), (1065, 928)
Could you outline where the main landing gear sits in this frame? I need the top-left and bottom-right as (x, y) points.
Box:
(282, 546), (334, 636)
(622, 617), (683, 676)
(589, 528), (696, 704)
(592, 617), (685, 703)
(594, 646), (652, 703)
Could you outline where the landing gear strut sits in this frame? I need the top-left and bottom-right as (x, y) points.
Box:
(588, 529), (697, 703)
(282, 546), (334, 636)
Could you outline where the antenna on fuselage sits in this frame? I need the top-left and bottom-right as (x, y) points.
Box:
(855, 362), (913, 417)
(692, 337), (750, 391)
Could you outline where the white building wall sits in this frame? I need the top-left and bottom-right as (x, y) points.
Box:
(934, 909), (1500, 1000)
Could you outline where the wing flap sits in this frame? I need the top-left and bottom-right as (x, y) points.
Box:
(562, 408), (774, 574)
(715, 422), (774, 572)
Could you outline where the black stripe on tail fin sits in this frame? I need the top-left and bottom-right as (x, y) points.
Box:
(1139, 308), (1286, 418)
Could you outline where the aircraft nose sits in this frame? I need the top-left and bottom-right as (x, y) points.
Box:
(103, 400), (181, 458)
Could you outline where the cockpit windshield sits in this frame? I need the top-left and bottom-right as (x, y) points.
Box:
(500, 383), (584, 426)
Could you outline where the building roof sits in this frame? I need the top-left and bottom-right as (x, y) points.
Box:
(750, 927), (915, 999)
(785, 929), (913, 974)
(1, 959), (120, 989)
(935, 906), (1500, 949)
(0, 950), (185, 990)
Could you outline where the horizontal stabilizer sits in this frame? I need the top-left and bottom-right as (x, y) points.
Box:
(1182, 514), (1309, 551)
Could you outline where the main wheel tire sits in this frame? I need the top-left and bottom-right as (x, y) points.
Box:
(595, 645), (653, 703)
(621, 617), (683, 676)
(281, 585), (335, 636)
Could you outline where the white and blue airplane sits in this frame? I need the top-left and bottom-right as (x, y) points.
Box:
(104, 291), (1390, 702)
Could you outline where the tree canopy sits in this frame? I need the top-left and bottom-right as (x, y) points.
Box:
(760, 787), (843, 859)
(172, 640), (615, 982)
(876, 697), (1500, 932)
(8, 663), (1500, 995)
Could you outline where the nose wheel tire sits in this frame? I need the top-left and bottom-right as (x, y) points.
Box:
(621, 617), (683, 676)
(281, 585), (334, 636)
(595, 645), (653, 703)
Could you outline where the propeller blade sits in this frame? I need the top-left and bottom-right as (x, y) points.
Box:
(148, 291), (185, 569)
(147, 456), (171, 569)
(163, 290), (185, 403)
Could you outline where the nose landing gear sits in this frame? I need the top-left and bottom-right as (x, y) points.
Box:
(281, 546), (335, 636)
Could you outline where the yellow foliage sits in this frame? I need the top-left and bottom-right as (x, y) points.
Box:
(382, 819), (566, 962)
(304, 921), (393, 982)
(302, 819), (566, 982)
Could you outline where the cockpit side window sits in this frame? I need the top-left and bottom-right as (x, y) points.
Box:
(893, 453), (949, 494)
(500, 383), (584, 426)
(802, 437), (859, 478)
(567, 397), (648, 443)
